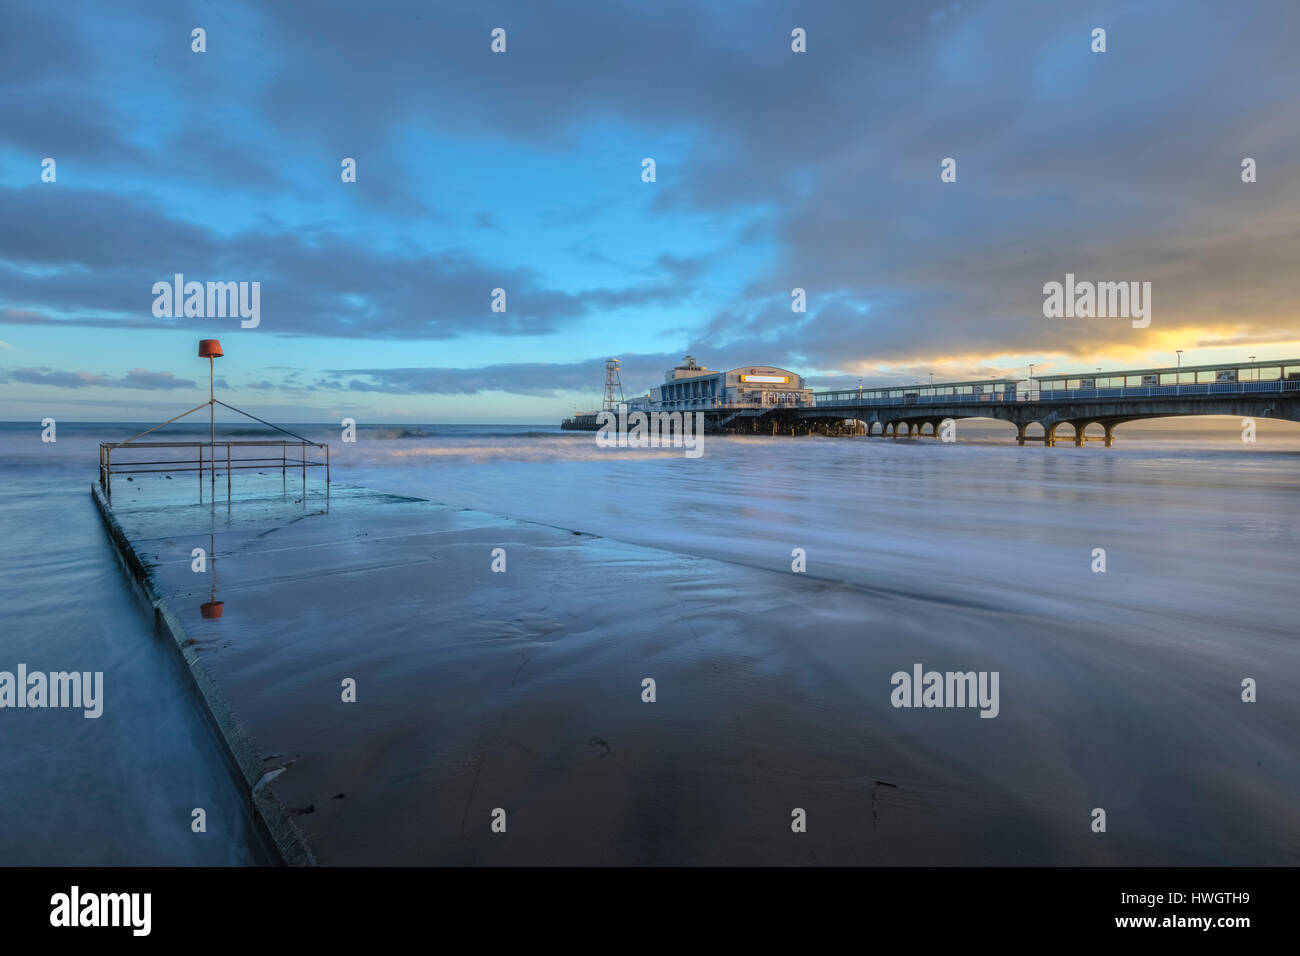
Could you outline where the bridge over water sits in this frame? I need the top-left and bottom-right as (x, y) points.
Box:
(567, 358), (1300, 445)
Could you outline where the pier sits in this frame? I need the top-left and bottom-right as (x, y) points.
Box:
(563, 358), (1300, 444)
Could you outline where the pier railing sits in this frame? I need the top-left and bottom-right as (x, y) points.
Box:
(814, 390), (1016, 408)
(1032, 379), (1300, 402)
(812, 377), (1300, 408)
(99, 439), (328, 500)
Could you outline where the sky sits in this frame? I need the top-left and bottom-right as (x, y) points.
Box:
(1, 0), (1298, 423)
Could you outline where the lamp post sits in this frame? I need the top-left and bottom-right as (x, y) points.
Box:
(199, 339), (224, 491)
(1249, 356), (1256, 382)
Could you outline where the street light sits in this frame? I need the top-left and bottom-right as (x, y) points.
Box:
(1176, 349), (1183, 370)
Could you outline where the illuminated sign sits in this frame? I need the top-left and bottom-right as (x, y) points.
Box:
(739, 374), (789, 383)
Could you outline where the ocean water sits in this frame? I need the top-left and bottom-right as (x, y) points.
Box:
(0, 423), (270, 865)
(2, 417), (1298, 863)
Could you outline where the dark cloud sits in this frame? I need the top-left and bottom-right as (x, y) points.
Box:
(317, 352), (696, 397)
(3, 0), (1299, 375)
(319, 361), (611, 397)
(1, 365), (196, 389)
(3, 367), (114, 389)
(0, 187), (689, 339)
(121, 368), (198, 390)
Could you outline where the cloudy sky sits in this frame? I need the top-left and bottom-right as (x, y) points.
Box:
(2, 0), (1298, 422)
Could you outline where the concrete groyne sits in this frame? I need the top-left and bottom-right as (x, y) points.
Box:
(93, 480), (318, 865)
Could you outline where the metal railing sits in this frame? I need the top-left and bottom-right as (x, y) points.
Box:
(655, 399), (816, 411)
(810, 378), (1300, 408)
(569, 377), (1299, 416)
(99, 439), (328, 500)
(813, 391), (1016, 408)
(1032, 379), (1300, 402)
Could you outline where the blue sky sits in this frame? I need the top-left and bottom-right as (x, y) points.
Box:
(2, 0), (1299, 422)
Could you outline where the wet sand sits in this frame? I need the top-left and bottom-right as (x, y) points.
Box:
(92, 468), (1300, 866)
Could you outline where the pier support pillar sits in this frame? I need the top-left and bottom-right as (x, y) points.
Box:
(1104, 422), (1116, 447)
(1016, 423), (1027, 446)
(1074, 423), (1085, 447)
